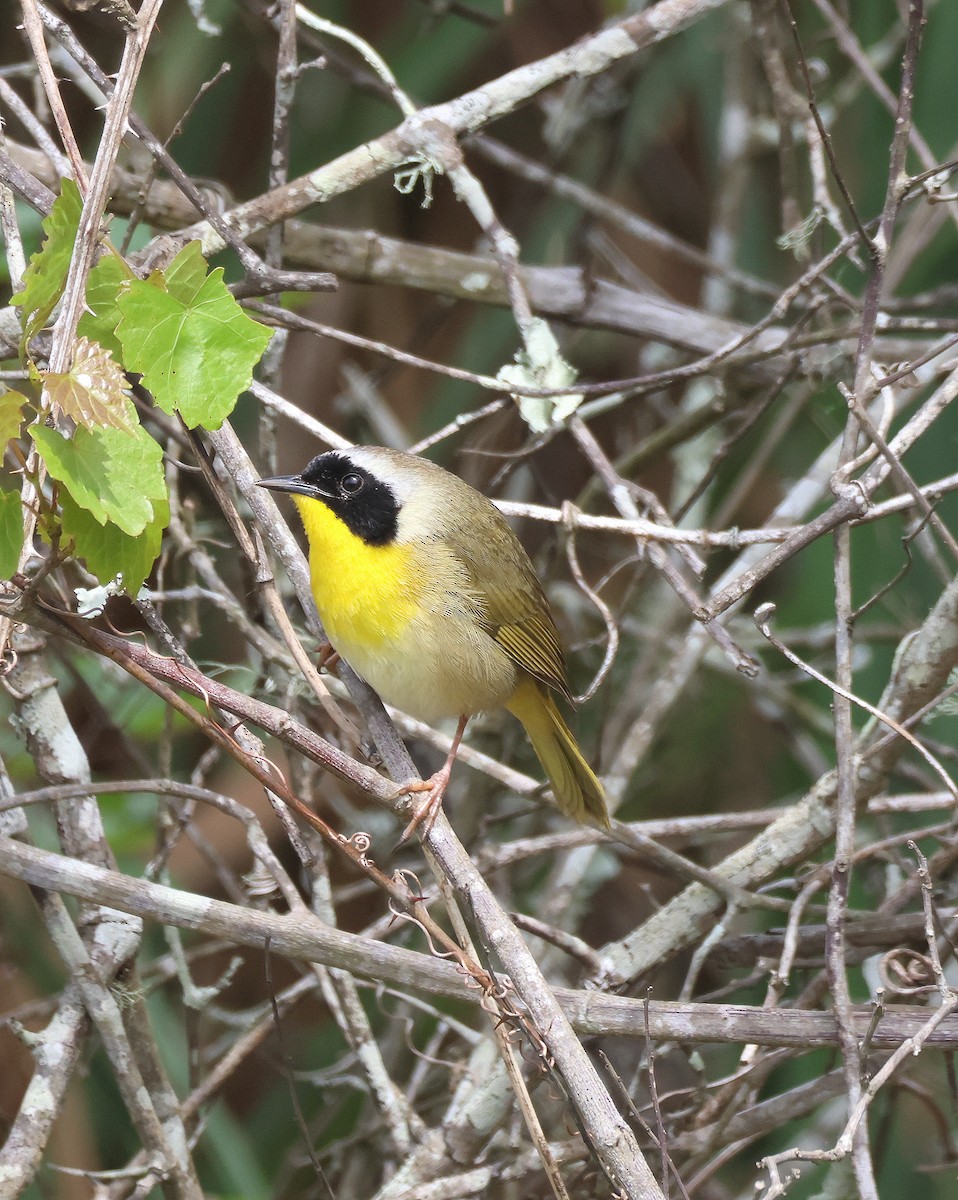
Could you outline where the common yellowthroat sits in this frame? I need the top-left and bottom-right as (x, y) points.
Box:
(258, 447), (609, 833)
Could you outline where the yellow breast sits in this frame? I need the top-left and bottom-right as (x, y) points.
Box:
(293, 494), (421, 651)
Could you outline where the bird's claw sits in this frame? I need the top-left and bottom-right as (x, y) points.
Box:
(393, 766), (453, 844)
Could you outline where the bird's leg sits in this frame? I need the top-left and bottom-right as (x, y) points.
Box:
(396, 714), (469, 843)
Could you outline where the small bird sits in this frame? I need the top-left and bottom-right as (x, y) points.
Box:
(258, 447), (609, 836)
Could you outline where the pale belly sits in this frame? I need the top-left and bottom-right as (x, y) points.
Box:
(326, 604), (517, 723)
(305, 530), (517, 722)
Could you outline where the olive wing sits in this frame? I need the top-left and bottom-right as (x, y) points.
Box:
(445, 512), (573, 703)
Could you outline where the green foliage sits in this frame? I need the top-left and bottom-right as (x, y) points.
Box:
(78, 250), (132, 358)
(32, 412), (169, 593)
(10, 178), (83, 344)
(2, 181), (273, 593)
(0, 488), (22, 580)
(163, 239), (209, 295)
(116, 242), (272, 430)
(59, 487), (169, 595)
(0, 390), (27, 444)
(33, 416), (165, 536)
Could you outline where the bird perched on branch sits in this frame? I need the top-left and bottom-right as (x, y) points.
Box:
(259, 446), (609, 838)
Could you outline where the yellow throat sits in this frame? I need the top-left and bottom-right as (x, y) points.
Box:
(293, 493), (420, 648)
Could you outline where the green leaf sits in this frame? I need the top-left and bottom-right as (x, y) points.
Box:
(116, 242), (272, 430)
(0, 392), (29, 444)
(41, 336), (133, 432)
(60, 487), (168, 595)
(32, 418), (166, 536)
(0, 489), (22, 581)
(78, 251), (132, 359)
(162, 240), (209, 299)
(10, 179), (84, 343)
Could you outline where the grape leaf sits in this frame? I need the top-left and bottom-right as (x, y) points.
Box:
(116, 242), (272, 430)
(60, 487), (169, 595)
(33, 418), (166, 536)
(0, 489), (22, 581)
(0, 392), (29, 445)
(78, 252), (132, 360)
(10, 179), (84, 343)
(41, 337), (133, 432)
(162, 240), (208, 299)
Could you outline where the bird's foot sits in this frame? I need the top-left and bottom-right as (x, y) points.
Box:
(394, 763), (454, 844)
(392, 715), (469, 845)
(316, 642), (340, 673)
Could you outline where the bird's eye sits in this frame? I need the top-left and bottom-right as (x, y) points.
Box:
(340, 472), (364, 495)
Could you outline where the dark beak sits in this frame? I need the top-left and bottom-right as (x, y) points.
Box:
(257, 473), (315, 498)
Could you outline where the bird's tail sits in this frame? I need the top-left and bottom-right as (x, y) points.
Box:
(506, 675), (610, 828)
